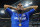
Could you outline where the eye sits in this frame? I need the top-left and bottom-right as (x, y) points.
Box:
(18, 5), (19, 6)
(21, 5), (22, 6)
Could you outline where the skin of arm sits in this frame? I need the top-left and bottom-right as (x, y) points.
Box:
(4, 5), (17, 10)
(23, 6), (38, 10)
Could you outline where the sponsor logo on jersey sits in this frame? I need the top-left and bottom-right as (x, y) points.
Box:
(14, 17), (26, 20)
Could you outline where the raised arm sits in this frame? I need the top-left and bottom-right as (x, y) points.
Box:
(4, 5), (17, 10)
(4, 5), (16, 16)
(24, 5), (38, 10)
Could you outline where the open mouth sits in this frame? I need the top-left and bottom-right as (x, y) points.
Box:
(17, 10), (23, 14)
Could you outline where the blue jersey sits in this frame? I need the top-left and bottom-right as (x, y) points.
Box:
(6, 8), (35, 27)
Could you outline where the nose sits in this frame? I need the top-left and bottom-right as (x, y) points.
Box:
(19, 7), (21, 8)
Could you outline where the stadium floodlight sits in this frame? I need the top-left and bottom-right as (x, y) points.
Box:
(29, 2), (32, 4)
(1, 10), (5, 14)
(24, 4), (29, 6)
(24, 2), (33, 7)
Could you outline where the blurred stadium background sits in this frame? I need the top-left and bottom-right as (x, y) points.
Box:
(0, 0), (40, 27)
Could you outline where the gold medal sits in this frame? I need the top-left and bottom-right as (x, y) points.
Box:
(19, 23), (22, 26)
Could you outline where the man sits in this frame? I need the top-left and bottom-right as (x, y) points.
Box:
(4, 3), (38, 27)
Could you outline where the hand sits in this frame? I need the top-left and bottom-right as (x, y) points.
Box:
(29, 5), (38, 10)
(4, 5), (10, 9)
(4, 5), (10, 7)
(30, 5), (38, 8)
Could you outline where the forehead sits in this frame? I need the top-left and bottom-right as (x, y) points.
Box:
(18, 4), (22, 5)
(18, 3), (22, 5)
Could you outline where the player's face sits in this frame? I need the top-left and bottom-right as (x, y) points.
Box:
(17, 3), (23, 14)
(17, 3), (23, 9)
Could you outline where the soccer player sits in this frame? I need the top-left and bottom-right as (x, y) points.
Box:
(4, 3), (38, 27)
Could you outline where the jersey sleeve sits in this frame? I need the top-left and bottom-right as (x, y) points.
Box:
(28, 8), (35, 16)
(5, 8), (13, 16)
